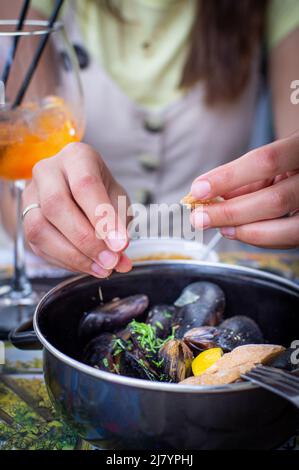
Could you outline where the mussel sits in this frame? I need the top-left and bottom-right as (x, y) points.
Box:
(183, 326), (259, 353)
(159, 339), (193, 382)
(83, 326), (162, 380)
(125, 321), (171, 380)
(174, 282), (225, 338)
(146, 305), (177, 339)
(220, 316), (264, 344)
(78, 295), (149, 340)
(122, 350), (161, 381)
(268, 347), (299, 371)
(83, 332), (119, 373)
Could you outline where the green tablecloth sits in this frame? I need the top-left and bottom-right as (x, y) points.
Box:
(0, 252), (298, 450)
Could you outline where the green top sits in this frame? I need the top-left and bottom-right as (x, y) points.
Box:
(32, 0), (299, 109)
(267, 0), (299, 48)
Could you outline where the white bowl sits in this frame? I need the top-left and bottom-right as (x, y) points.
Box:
(126, 238), (219, 262)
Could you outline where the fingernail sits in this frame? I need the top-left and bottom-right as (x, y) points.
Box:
(220, 227), (236, 239)
(98, 250), (119, 269)
(191, 180), (211, 200)
(192, 211), (211, 229)
(106, 230), (127, 252)
(115, 254), (133, 273)
(91, 263), (111, 278)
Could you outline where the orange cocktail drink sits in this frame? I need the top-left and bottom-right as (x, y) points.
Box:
(0, 96), (82, 180)
(0, 19), (85, 311)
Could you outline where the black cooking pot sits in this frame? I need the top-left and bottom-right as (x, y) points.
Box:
(10, 261), (299, 450)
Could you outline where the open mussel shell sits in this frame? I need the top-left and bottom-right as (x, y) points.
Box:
(159, 339), (193, 382)
(183, 325), (259, 353)
(220, 316), (264, 344)
(174, 282), (226, 338)
(146, 305), (177, 339)
(78, 294), (149, 340)
(184, 326), (221, 351)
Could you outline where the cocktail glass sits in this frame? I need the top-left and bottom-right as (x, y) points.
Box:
(0, 20), (84, 308)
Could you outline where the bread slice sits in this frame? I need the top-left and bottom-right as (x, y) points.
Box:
(181, 193), (223, 210)
(180, 344), (285, 386)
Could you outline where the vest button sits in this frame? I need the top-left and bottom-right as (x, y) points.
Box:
(139, 154), (160, 172)
(144, 116), (164, 133)
(136, 189), (154, 206)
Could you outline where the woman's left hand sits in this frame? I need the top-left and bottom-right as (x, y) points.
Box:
(190, 131), (299, 249)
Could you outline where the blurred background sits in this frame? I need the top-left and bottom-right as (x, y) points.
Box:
(1, 0), (299, 261)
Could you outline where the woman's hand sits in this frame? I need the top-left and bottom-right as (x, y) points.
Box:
(190, 132), (299, 249)
(22, 143), (132, 277)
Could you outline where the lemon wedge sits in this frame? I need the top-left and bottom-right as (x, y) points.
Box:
(192, 348), (223, 377)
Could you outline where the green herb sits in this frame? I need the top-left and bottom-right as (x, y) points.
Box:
(112, 363), (120, 374)
(152, 358), (164, 368)
(127, 320), (177, 376)
(113, 348), (123, 357)
(137, 358), (147, 369)
(156, 328), (176, 350)
(129, 321), (158, 354)
(159, 374), (173, 383)
(102, 358), (109, 369)
(163, 311), (172, 319)
(155, 321), (164, 331)
(129, 320), (176, 355)
(112, 338), (126, 357)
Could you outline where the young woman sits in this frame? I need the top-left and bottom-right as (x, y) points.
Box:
(2, 0), (299, 277)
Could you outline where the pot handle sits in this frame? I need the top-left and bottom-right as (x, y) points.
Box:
(9, 319), (42, 350)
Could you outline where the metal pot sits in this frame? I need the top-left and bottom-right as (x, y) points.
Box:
(10, 261), (299, 450)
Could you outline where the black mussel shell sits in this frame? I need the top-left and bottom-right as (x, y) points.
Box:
(268, 347), (299, 371)
(174, 282), (226, 338)
(83, 332), (118, 373)
(146, 305), (177, 339)
(78, 294), (149, 340)
(175, 282), (226, 310)
(220, 316), (264, 344)
(120, 347), (161, 381)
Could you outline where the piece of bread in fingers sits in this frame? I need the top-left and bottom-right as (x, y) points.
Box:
(181, 193), (223, 210)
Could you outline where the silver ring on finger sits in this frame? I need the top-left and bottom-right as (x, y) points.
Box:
(22, 203), (41, 220)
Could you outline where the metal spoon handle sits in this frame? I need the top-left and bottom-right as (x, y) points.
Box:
(199, 231), (223, 261)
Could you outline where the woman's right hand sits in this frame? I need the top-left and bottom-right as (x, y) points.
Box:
(22, 143), (132, 278)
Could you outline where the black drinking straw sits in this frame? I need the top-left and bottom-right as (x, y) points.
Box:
(1, 0), (31, 85)
(13, 0), (65, 108)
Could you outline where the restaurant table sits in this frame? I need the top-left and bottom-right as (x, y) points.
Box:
(0, 251), (298, 450)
